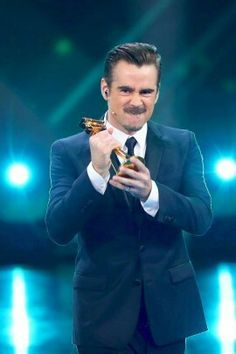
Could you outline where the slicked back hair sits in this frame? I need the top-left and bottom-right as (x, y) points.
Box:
(103, 42), (161, 89)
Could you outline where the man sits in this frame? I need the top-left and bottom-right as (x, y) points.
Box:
(45, 42), (212, 354)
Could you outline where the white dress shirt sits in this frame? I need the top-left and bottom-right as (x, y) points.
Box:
(87, 115), (159, 217)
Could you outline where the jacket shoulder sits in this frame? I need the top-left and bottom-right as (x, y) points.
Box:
(51, 131), (88, 151)
(148, 122), (194, 148)
(150, 122), (193, 139)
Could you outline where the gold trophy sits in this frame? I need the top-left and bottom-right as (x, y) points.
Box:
(80, 117), (144, 175)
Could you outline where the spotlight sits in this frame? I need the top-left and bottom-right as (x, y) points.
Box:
(215, 159), (236, 181)
(6, 163), (31, 187)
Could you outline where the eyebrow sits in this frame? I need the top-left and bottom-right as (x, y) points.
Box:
(118, 85), (133, 91)
(117, 85), (155, 94)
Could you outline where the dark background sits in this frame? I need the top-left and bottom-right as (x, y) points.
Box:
(0, 0), (236, 266)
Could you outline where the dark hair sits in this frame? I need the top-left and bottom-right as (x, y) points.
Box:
(103, 42), (161, 88)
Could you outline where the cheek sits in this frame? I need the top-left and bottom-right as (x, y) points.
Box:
(114, 101), (128, 113)
(147, 101), (156, 111)
(109, 98), (124, 108)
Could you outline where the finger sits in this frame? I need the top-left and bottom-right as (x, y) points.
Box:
(90, 131), (121, 150)
(129, 156), (147, 172)
(109, 178), (130, 191)
(111, 174), (140, 190)
(110, 175), (150, 200)
(117, 166), (139, 179)
(90, 129), (113, 141)
(118, 161), (150, 181)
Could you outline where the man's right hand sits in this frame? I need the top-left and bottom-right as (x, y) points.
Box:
(89, 128), (121, 178)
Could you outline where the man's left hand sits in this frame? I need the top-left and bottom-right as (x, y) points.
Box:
(109, 157), (152, 202)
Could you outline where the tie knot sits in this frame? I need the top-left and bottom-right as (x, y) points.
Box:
(125, 137), (137, 156)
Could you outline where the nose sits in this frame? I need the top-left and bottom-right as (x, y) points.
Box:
(129, 92), (143, 106)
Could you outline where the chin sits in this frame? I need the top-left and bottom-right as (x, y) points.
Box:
(127, 116), (146, 130)
(123, 123), (142, 133)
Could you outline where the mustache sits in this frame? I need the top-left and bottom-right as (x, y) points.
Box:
(123, 105), (146, 115)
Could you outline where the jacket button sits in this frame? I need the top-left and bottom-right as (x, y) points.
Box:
(133, 279), (142, 286)
(139, 245), (145, 251)
(165, 216), (174, 224)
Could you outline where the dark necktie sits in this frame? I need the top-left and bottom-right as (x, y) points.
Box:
(125, 137), (137, 156)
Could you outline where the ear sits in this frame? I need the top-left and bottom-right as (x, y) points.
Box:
(101, 78), (109, 100)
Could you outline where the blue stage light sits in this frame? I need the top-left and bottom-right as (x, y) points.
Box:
(6, 163), (31, 187)
(215, 159), (236, 181)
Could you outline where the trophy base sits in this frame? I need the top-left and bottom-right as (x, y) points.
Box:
(117, 156), (145, 177)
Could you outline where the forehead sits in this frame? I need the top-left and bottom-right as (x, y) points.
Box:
(111, 60), (158, 88)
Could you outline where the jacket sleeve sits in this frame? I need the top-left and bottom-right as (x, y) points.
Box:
(154, 132), (213, 235)
(45, 140), (104, 245)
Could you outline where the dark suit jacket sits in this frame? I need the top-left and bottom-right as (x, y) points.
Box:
(45, 121), (212, 348)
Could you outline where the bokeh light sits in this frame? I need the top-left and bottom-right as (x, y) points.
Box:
(215, 159), (236, 181)
(6, 163), (31, 188)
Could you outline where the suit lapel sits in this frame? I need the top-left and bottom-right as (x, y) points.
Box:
(109, 152), (135, 211)
(109, 151), (120, 177)
(107, 152), (127, 207)
(145, 123), (165, 181)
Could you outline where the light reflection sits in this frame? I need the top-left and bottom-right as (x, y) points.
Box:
(11, 268), (30, 354)
(218, 265), (236, 354)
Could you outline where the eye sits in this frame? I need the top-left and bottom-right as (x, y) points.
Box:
(119, 86), (132, 95)
(140, 89), (155, 96)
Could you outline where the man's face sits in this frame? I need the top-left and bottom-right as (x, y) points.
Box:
(101, 60), (159, 135)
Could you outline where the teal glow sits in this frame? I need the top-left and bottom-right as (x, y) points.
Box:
(218, 265), (236, 354)
(54, 38), (74, 56)
(6, 163), (31, 187)
(11, 268), (30, 354)
(215, 159), (236, 180)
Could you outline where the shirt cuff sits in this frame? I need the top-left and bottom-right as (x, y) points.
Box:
(87, 162), (110, 195)
(141, 180), (159, 217)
